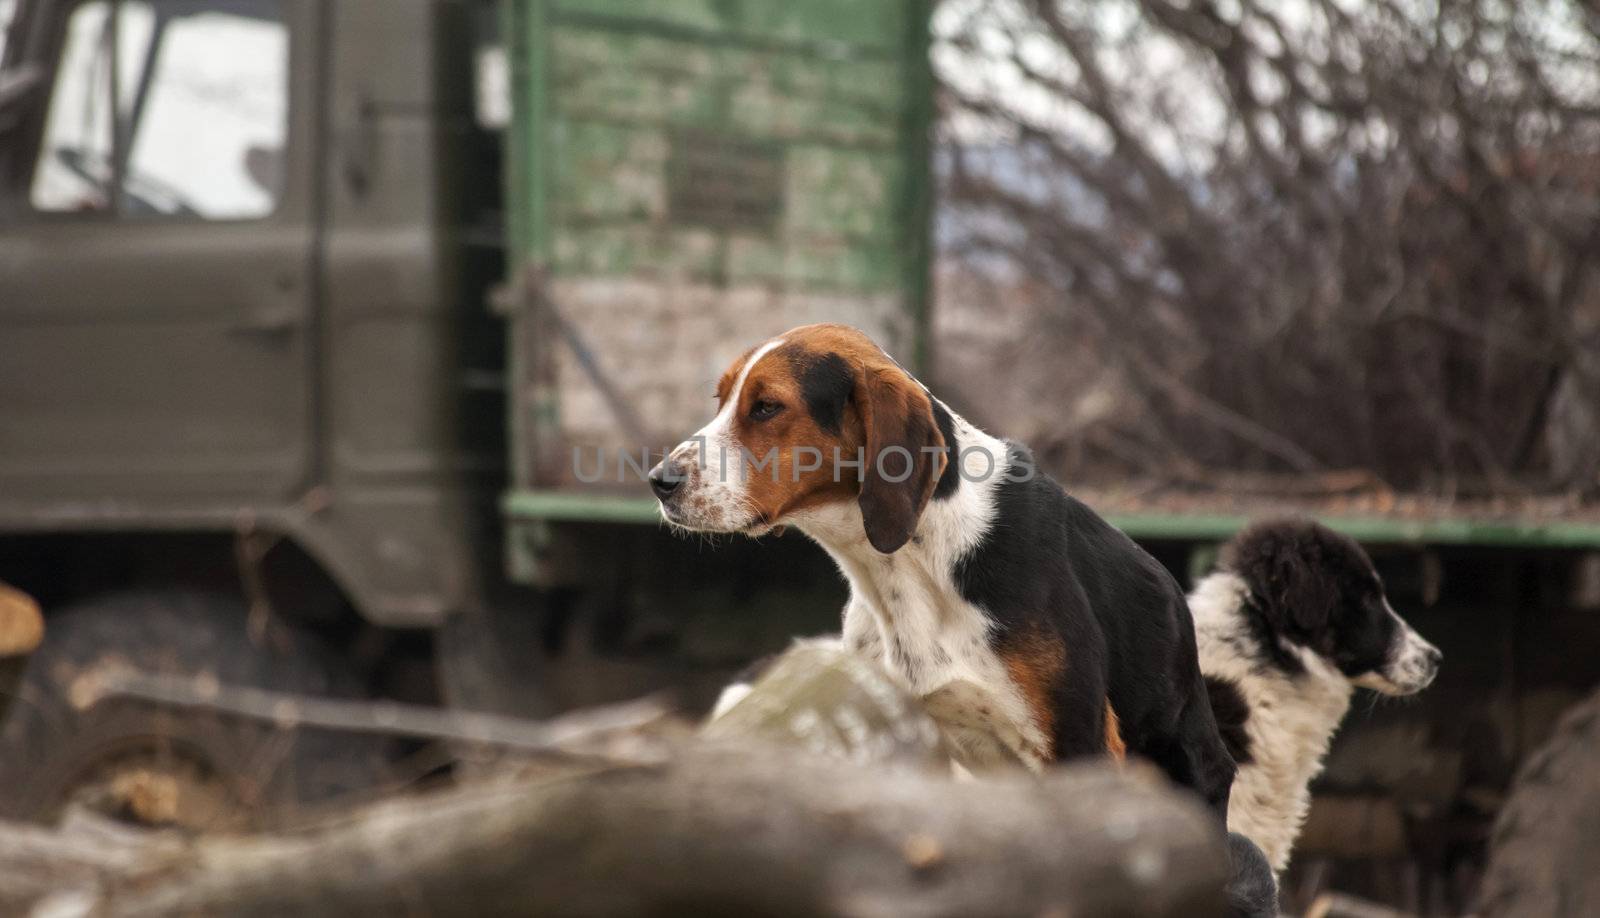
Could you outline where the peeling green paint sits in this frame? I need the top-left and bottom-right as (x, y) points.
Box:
(528, 6), (920, 293)
(555, 0), (909, 53)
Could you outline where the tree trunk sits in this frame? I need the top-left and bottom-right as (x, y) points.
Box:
(2, 744), (1224, 918)
(1, 644), (1229, 917)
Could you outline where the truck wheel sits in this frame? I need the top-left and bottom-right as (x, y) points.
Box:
(436, 594), (558, 720)
(0, 590), (387, 829)
(1479, 684), (1600, 917)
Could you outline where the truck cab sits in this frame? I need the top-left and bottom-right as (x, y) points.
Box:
(0, 0), (507, 629)
(0, 0), (524, 821)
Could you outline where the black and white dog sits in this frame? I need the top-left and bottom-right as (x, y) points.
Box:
(1194, 519), (1442, 872)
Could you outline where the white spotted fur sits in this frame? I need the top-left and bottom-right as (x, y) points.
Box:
(1191, 570), (1439, 872)
(660, 337), (789, 533)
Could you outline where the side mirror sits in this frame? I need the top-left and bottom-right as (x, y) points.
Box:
(0, 63), (43, 133)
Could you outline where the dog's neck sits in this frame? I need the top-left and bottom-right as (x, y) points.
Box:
(1191, 571), (1356, 871)
(786, 405), (1014, 699)
(789, 405), (1006, 599)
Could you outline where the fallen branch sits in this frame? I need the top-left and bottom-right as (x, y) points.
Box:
(2, 644), (1231, 917)
(0, 810), (184, 915)
(6, 744), (1226, 918)
(71, 666), (674, 760)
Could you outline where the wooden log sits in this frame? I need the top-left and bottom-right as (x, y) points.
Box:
(702, 639), (1035, 773)
(701, 639), (953, 767)
(0, 810), (184, 916)
(2, 645), (1228, 917)
(16, 743), (1222, 918)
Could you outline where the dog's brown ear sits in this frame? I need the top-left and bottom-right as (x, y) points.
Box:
(855, 365), (947, 553)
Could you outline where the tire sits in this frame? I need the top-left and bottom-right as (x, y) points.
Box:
(436, 593), (558, 720)
(0, 590), (389, 829)
(1479, 684), (1600, 917)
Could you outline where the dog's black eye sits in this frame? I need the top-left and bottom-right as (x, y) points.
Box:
(749, 399), (784, 421)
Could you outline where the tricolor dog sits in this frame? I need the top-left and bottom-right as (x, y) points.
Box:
(1194, 519), (1442, 871)
(649, 324), (1235, 816)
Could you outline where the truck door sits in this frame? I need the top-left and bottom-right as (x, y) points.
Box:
(0, 0), (316, 509)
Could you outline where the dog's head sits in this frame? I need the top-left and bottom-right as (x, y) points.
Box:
(648, 324), (946, 554)
(1222, 519), (1441, 694)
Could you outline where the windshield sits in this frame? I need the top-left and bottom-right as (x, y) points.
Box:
(24, 0), (286, 217)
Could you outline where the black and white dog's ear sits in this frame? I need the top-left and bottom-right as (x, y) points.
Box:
(1274, 542), (1337, 634)
(1232, 523), (1336, 636)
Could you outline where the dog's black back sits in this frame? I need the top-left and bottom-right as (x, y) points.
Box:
(954, 444), (1236, 815)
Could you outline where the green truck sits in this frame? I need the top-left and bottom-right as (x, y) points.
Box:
(0, 0), (1597, 909)
(0, 0), (932, 815)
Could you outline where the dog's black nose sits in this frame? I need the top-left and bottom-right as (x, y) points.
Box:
(1424, 645), (1443, 668)
(649, 459), (686, 501)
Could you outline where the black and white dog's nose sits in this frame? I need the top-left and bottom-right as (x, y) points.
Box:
(649, 458), (686, 501)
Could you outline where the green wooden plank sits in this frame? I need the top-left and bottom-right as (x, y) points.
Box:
(551, 30), (904, 130)
(503, 490), (1600, 548)
(551, 0), (907, 54)
(1106, 513), (1600, 548)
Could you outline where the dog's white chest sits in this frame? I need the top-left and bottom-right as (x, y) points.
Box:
(791, 420), (1047, 765)
(833, 552), (1048, 767)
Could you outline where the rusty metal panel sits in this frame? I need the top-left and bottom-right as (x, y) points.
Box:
(667, 129), (785, 234)
(503, 0), (932, 506)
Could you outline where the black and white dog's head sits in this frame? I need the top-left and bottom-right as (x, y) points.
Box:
(1221, 519), (1441, 695)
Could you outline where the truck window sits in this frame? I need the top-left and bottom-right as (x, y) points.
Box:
(0, 0), (16, 62)
(30, 0), (286, 219)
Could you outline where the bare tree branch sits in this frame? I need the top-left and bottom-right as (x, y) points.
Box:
(938, 0), (1600, 496)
